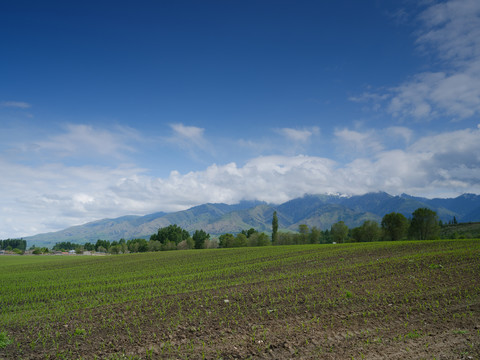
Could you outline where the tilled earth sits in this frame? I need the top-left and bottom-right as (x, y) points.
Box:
(2, 244), (479, 359)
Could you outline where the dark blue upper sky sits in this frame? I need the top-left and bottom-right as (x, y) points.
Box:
(2, 1), (417, 130)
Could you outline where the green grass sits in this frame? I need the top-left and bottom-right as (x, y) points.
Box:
(0, 331), (12, 349)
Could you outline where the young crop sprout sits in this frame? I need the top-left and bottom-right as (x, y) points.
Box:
(0, 239), (478, 359)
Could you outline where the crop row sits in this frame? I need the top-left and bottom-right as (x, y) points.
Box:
(1, 239), (479, 359)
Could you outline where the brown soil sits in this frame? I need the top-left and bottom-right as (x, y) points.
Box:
(2, 247), (479, 359)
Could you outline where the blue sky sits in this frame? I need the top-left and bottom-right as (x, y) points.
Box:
(1, 0), (480, 238)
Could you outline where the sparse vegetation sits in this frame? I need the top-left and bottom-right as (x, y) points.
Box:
(0, 331), (12, 349)
(0, 239), (479, 359)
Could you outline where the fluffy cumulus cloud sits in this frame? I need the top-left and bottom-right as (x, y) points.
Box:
(110, 155), (338, 210)
(354, 0), (480, 121)
(337, 127), (480, 196)
(0, 159), (146, 238)
(2, 125), (480, 238)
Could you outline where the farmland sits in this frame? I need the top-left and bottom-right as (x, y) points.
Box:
(1, 240), (479, 359)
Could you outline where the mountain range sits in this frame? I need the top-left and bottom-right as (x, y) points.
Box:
(25, 192), (480, 247)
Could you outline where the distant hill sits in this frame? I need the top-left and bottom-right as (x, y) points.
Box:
(24, 192), (480, 247)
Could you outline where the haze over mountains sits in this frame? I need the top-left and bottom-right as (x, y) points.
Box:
(25, 192), (480, 247)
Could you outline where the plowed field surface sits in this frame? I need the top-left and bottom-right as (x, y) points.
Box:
(1, 240), (479, 359)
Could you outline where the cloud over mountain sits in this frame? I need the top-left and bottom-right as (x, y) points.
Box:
(2, 123), (480, 238)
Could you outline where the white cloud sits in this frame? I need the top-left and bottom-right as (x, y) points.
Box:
(276, 127), (320, 142)
(0, 100), (31, 108)
(166, 123), (214, 159)
(111, 155), (339, 208)
(2, 122), (480, 239)
(352, 0), (480, 121)
(390, 0), (480, 120)
(0, 159), (147, 238)
(334, 128), (385, 155)
(388, 64), (480, 119)
(237, 138), (274, 154)
(416, 0), (480, 65)
(169, 123), (207, 148)
(86, 127), (480, 205)
(170, 123), (204, 140)
(32, 124), (140, 160)
(385, 126), (413, 143)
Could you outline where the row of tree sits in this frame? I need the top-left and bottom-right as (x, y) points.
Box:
(51, 225), (215, 254)
(0, 239), (27, 251)
(219, 229), (270, 248)
(48, 207), (442, 254)
(272, 208), (440, 245)
(185, 207), (438, 248)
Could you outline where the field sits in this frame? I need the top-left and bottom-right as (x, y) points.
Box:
(1, 240), (479, 359)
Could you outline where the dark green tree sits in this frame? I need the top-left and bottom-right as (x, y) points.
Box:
(147, 240), (162, 252)
(309, 226), (322, 244)
(409, 208), (439, 240)
(53, 241), (76, 251)
(95, 239), (111, 252)
(352, 220), (381, 242)
(241, 228), (258, 238)
(118, 238), (128, 253)
(127, 238), (148, 252)
(322, 229), (332, 244)
(381, 212), (409, 241)
(298, 224), (309, 244)
(151, 224), (190, 245)
(274, 232), (296, 245)
(256, 232), (270, 246)
(248, 232), (270, 246)
(192, 229), (210, 249)
(109, 245), (120, 254)
(233, 233), (248, 247)
(272, 211), (278, 243)
(137, 238), (149, 252)
(219, 233), (235, 248)
(331, 221), (349, 243)
(84, 242), (95, 251)
(0, 239), (27, 251)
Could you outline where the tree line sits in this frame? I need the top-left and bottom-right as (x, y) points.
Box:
(274, 208), (441, 245)
(0, 239), (27, 252)
(45, 207), (444, 254)
(51, 225), (214, 254)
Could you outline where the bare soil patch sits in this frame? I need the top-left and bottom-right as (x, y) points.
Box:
(1, 242), (479, 359)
